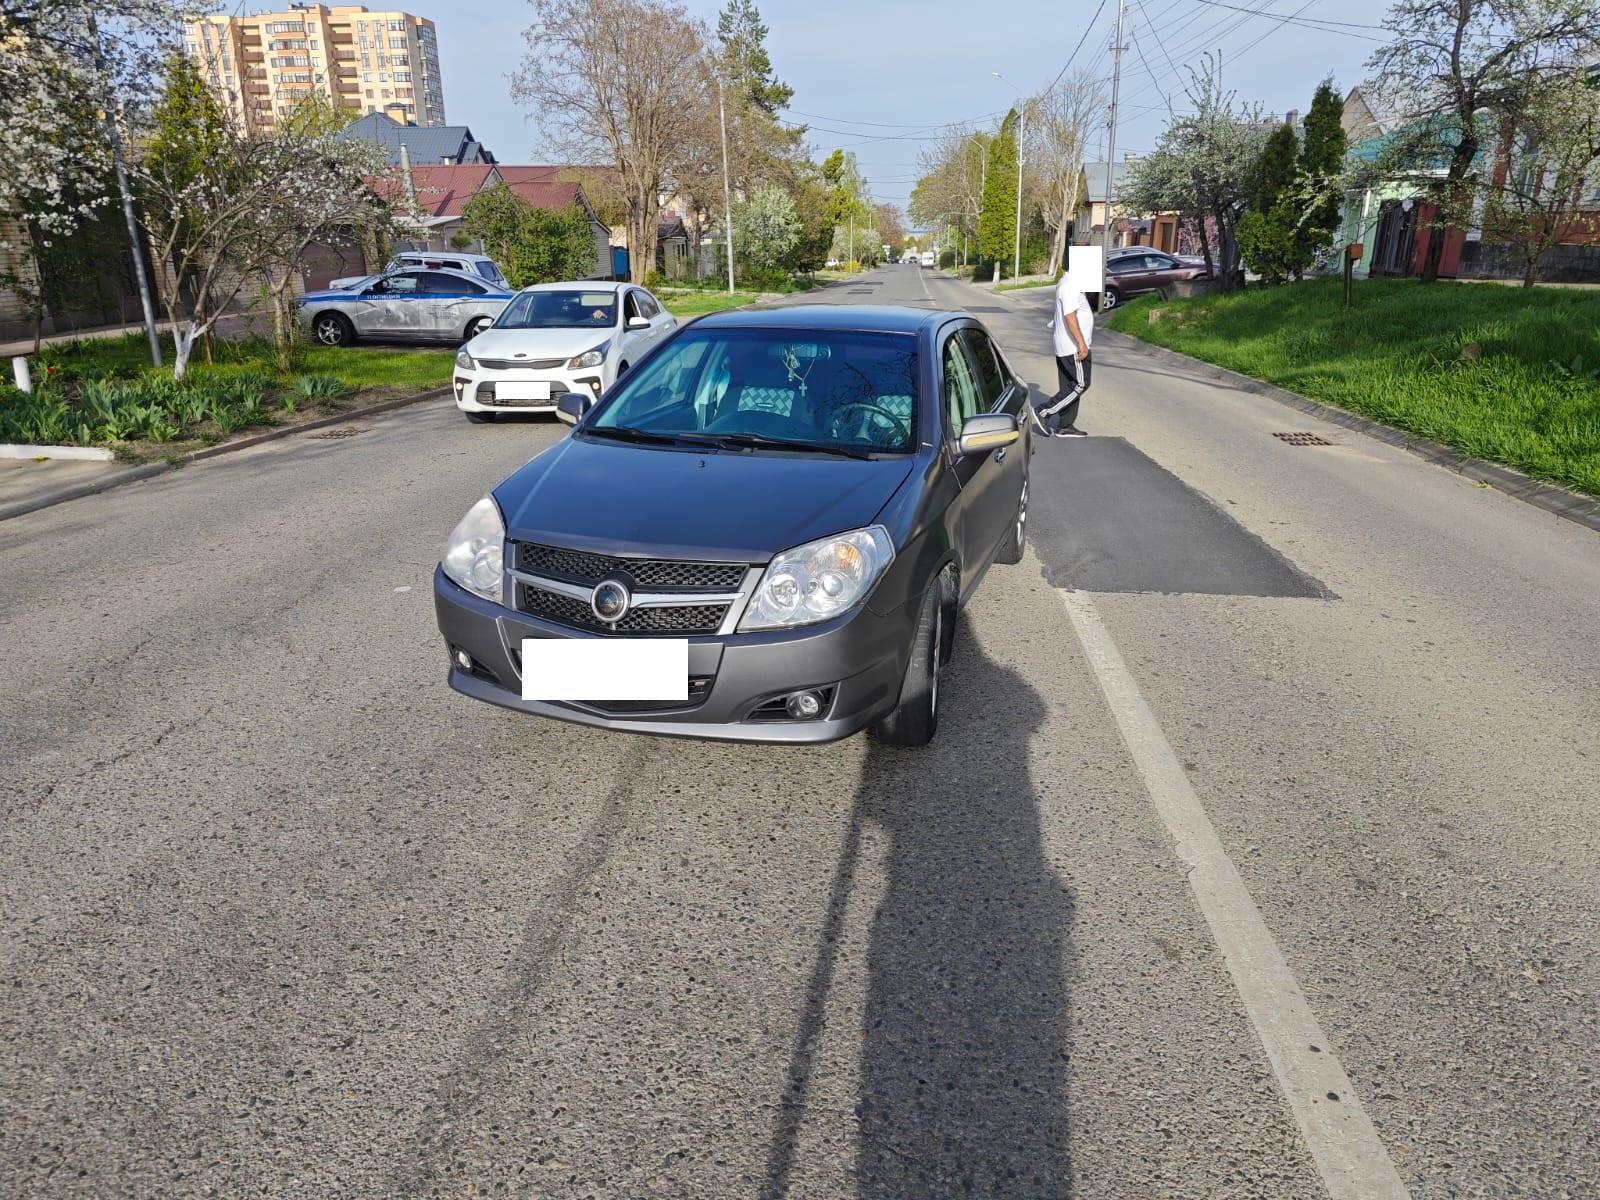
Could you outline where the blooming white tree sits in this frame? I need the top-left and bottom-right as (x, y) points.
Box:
(734, 185), (800, 272)
(0, 0), (209, 241)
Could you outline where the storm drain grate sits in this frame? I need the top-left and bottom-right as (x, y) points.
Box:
(1273, 431), (1333, 446)
(310, 426), (365, 440)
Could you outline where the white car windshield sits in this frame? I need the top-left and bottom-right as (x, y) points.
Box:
(496, 291), (618, 329)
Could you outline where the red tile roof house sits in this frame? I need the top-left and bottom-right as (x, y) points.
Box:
(372, 163), (615, 280)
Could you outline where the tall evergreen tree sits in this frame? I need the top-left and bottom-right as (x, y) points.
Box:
(1237, 120), (1300, 283)
(1294, 79), (1348, 270)
(977, 110), (1019, 273)
(1249, 123), (1299, 214)
(716, 0), (793, 115)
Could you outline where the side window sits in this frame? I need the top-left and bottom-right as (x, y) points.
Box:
(623, 290), (642, 320)
(421, 272), (480, 294)
(959, 328), (1007, 410)
(638, 293), (660, 318)
(384, 273), (424, 294)
(941, 334), (981, 438)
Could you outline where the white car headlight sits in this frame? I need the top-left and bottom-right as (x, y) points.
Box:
(455, 348), (475, 370)
(567, 341), (609, 370)
(441, 496), (505, 604)
(738, 526), (895, 631)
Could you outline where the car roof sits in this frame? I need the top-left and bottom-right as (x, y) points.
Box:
(389, 265), (492, 282)
(517, 280), (628, 294)
(693, 304), (947, 335)
(396, 250), (496, 263)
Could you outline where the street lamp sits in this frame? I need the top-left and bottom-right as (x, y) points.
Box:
(992, 71), (1026, 283)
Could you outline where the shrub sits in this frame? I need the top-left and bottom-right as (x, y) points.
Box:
(295, 374), (349, 401)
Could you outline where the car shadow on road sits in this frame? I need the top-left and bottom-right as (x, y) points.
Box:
(761, 639), (1075, 1198)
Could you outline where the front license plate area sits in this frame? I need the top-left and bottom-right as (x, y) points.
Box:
(521, 638), (688, 701)
(497, 381), (553, 402)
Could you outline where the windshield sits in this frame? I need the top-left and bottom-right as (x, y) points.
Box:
(476, 262), (507, 285)
(495, 291), (618, 329)
(586, 328), (919, 454)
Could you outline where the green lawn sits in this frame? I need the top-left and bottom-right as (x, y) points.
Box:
(660, 290), (763, 319)
(2, 332), (451, 455)
(1106, 277), (1600, 497)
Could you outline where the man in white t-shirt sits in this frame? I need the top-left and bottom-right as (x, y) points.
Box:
(1030, 276), (1094, 438)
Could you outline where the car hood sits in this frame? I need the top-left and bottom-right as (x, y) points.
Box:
(494, 436), (915, 562)
(466, 326), (617, 361)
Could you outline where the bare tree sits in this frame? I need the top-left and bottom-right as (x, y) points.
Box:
(1029, 69), (1105, 275)
(1481, 67), (1600, 286)
(911, 127), (990, 260)
(514, 0), (711, 283)
(1365, 0), (1600, 282)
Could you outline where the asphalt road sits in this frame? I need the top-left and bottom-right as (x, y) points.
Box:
(2, 264), (1597, 1198)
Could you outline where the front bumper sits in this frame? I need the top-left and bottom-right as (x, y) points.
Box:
(453, 364), (604, 414)
(433, 568), (914, 743)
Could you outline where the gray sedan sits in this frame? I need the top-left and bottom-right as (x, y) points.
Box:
(299, 267), (514, 347)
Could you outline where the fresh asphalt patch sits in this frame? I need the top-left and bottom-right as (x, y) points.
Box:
(1028, 436), (1332, 598)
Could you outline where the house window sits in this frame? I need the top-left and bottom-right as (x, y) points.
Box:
(389, 36), (408, 49)
(394, 71), (411, 82)
(388, 19), (406, 30)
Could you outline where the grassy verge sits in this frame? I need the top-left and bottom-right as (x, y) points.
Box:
(660, 290), (764, 319)
(1106, 277), (1600, 497)
(996, 276), (1060, 293)
(1, 333), (451, 460)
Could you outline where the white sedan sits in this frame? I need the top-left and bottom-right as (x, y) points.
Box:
(452, 282), (676, 423)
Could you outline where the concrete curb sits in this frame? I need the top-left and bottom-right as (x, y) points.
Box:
(0, 443), (116, 462)
(1097, 329), (1600, 535)
(0, 386), (451, 524)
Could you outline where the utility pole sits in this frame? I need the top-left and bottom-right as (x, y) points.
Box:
(1100, 0), (1127, 312)
(1014, 100), (1026, 282)
(717, 76), (736, 294)
(89, 14), (163, 367)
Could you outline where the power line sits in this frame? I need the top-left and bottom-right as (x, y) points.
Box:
(1038, 0), (1112, 97)
(782, 107), (1007, 130)
(1186, 0), (1385, 31)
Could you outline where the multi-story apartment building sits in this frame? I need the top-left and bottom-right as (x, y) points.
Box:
(182, 4), (446, 135)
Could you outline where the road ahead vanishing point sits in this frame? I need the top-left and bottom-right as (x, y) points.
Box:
(3, 264), (1597, 1198)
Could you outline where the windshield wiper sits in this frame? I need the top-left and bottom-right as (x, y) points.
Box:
(585, 425), (707, 448)
(704, 432), (878, 460)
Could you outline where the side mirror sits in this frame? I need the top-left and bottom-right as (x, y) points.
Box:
(958, 412), (1019, 456)
(627, 316), (650, 330)
(556, 392), (589, 424)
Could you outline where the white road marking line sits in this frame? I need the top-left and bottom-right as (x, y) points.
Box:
(1055, 587), (1412, 1200)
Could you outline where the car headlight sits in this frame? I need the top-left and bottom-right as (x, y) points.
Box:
(738, 526), (894, 631)
(567, 341), (609, 370)
(455, 348), (475, 370)
(441, 496), (505, 604)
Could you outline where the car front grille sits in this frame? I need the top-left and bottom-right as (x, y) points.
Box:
(516, 582), (729, 635)
(516, 542), (747, 592)
(480, 381), (568, 406)
(475, 357), (566, 370)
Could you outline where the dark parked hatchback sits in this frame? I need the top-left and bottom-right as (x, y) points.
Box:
(1102, 250), (1210, 308)
(432, 305), (1031, 745)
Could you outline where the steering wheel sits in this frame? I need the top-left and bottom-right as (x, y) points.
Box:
(827, 401), (909, 445)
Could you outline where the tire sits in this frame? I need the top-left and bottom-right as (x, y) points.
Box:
(464, 410), (495, 423)
(1102, 288), (1121, 310)
(994, 471), (1028, 565)
(312, 312), (354, 347)
(463, 316), (491, 340)
(872, 580), (945, 747)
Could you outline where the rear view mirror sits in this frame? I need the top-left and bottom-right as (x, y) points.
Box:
(958, 412), (1019, 456)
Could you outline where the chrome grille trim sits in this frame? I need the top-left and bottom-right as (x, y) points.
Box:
(475, 357), (565, 370)
(509, 569), (741, 608)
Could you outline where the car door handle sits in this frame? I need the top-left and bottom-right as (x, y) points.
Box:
(995, 447), (1007, 461)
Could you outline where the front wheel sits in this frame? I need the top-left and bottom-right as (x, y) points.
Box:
(995, 473), (1028, 565)
(1101, 288), (1121, 310)
(872, 581), (944, 747)
(463, 316), (491, 340)
(312, 312), (354, 347)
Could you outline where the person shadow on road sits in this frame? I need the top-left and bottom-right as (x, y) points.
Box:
(762, 638), (1076, 1198)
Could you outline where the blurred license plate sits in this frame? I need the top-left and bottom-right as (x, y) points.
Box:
(497, 381), (552, 402)
(521, 638), (688, 701)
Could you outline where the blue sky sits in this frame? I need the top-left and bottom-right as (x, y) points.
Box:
(403, 0), (1395, 212)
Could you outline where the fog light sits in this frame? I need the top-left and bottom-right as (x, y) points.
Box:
(785, 690), (825, 720)
(587, 378), (602, 395)
(453, 648), (472, 672)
